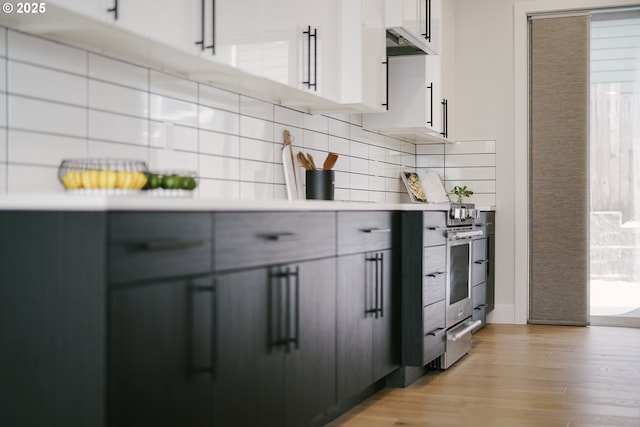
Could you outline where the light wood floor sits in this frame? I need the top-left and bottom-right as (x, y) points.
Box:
(328, 324), (640, 427)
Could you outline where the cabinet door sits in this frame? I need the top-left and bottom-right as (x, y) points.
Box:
(0, 212), (106, 427)
(109, 277), (213, 427)
(373, 249), (399, 380)
(285, 257), (337, 427)
(214, 268), (285, 427)
(336, 253), (373, 402)
(47, 0), (106, 20)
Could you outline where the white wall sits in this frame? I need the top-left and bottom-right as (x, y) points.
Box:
(454, 0), (640, 324)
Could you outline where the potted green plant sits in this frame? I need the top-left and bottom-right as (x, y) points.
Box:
(450, 185), (474, 203)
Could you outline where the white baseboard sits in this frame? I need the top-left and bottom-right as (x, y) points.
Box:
(486, 304), (525, 324)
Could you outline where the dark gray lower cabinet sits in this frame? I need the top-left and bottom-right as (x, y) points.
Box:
(215, 258), (336, 427)
(337, 249), (397, 402)
(109, 277), (214, 427)
(0, 212), (107, 427)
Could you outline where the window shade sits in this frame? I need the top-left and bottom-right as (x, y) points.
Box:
(529, 15), (590, 325)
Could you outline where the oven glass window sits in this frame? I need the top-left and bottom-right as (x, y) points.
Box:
(450, 244), (470, 304)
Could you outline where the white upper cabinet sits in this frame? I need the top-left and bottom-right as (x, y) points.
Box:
(384, 0), (441, 55)
(362, 55), (443, 142)
(4, 0), (386, 113)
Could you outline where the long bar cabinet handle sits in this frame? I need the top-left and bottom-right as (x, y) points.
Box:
(427, 82), (433, 126)
(205, 0), (216, 54)
(361, 228), (391, 234)
(195, 0), (205, 50)
(107, 0), (118, 20)
(382, 59), (389, 110)
(133, 239), (204, 252)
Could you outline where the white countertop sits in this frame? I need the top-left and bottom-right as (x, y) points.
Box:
(0, 194), (495, 212)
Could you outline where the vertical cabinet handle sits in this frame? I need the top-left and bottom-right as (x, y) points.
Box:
(269, 267), (300, 352)
(188, 279), (216, 381)
(422, 0), (431, 42)
(302, 26), (318, 91)
(195, 0), (215, 53)
(426, 82), (433, 126)
(365, 253), (384, 318)
(195, 0), (205, 50)
(440, 99), (448, 139)
(382, 58), (389, 110)
(107, 0), (118, 20)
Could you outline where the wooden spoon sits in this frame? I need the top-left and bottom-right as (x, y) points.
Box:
(307, 153), (317, 170)
(297, 152), (312, 170)
(323, 153), (339, 170)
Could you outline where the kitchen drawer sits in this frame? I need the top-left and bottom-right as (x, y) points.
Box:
(472, 238), (487, 286)
(423, 273), (445, 306)
(423, 245), (446, 275)
(473, 304), (486, 329)
(214, 211), (335, 271)
(337, 211), (394, 255)
(472, 282), (487, 308)
(108, 212), (212, 284)
(423, 300), (446, 364)
(423, 212), (447, 246)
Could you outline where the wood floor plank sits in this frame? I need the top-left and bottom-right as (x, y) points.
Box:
(327, 324), (640, 427)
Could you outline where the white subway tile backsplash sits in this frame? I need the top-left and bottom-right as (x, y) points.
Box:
(150, 94), (198, 127)
(369, 191), (387, 204)
(150, 70), (197, 103)
(240, 115), (274, 142)
(9, 61), (86, 106)
(303, 129), (329, 152)
(89, 110), (148, 146)
(0, 131), (5, 162)
(9, 96), (86, 137)
(303, 114), (329, 133)
(274, 106), (303, 128)
(444, 154), (496, 168)
(350, 173), (368, 190)
(239, 138), (277, 163)
(169, 124), (198, 152)
(198, 178), (240, 200)
(0, 28), (6, 58)
(89, 80), (147, 117)
(240, 182), (274, 201)
(8, 164), (61, 193)
(149, 148), (198, 172)
(417, 144), (445, 155)
(8, 130), (86, 166)
(199, 154), (240, 180)
(328, 136), (349, 156)
(417, 155), (444, 168)
(0, 163), (5, 193)
(239, 159), (274, 183)
(198, 105), (239, 135)
(199, 130), (239, 157)
(328, 117), (349, 139)
(0, 93), (5, 127)
(350, 140), (368, 159)
(88, 140), (149, 162)
(445, 140), (496, 155)
(89, 54), (148, 91)
(8, 31), (86, 75)
(2, 30), (420, 202)
(240, 96), (273, 121)
(199, 84), (239, 113)
(0, 58), (5, 92)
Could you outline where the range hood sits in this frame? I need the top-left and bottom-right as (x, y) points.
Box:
(386, 29), (429, 56)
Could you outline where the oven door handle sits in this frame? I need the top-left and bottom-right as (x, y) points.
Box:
(448, 320), (482, 342)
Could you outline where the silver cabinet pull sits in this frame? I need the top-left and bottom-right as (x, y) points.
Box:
(426, 327), (446, 337)
(426, 271), (445, 278)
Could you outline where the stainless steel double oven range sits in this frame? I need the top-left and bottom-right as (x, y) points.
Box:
(439, 202), (484, 369)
